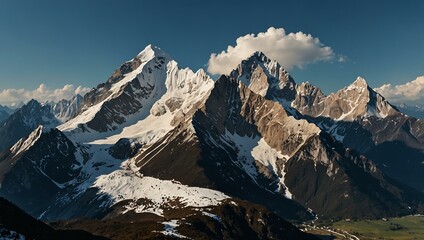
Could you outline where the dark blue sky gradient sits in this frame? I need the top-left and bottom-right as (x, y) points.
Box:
(0, 0), (423, 94)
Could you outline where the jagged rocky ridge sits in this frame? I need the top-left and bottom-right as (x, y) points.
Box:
(293, 78), (424, 191)
(0, 46), (423, 239)
(51, 94), (83, 122)
(0, 100), (59, 153)
(291, 79), (424, 191)
(0, 95), (83, 153)
(231, 52), (424, 191)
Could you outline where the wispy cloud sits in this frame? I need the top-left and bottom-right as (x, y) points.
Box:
(0, 84), (90, 107)
(374, 76), (424, 105)
(338, 55), (348, 63)
(207, 27), (339, 75)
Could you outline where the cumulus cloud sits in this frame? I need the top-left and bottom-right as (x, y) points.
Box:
(207, 27), (338, 75)
(0, 84), (91, 106)
(374, 76), (424, 104)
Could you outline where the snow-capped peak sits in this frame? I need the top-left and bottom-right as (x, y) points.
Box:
(351, 76), (368, 88)
(59, 45), (214, 146)
(345, 76), (369, 92)
(136, 44), (172, 62)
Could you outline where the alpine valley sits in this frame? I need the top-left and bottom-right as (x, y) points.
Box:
(0, 45), (423, 239)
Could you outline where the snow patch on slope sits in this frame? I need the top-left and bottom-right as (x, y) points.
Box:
(221, 130), (261, 179)
(219, 130), (293, 199)
(202, 211), (222, 223)
(251, 138), (293, 199)
(159, 220), (190, 239)
(89, 112), (173, 146)
(93, 166), (229, 216)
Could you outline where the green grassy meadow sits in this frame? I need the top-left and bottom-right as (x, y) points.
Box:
(329, 215), (424, 240)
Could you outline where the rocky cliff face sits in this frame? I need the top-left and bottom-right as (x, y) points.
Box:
(79, 54), (144, 113)
(292, 82), (326, 117)
(230, 52), (296, 104)
(51, 94), (83, 122)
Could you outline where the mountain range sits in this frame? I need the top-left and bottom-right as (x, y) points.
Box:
(0, 105), (14, 123)
(0, 45), (423, 239)
(397, 103), (424, 119)
(0, 95), (82, 153)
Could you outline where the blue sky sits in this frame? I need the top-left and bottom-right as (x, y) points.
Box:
(0, 0), (423, 105)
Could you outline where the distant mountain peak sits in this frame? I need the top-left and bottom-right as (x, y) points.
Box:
(326, 77), (399, 120)
(51, 94), (84, 122)
(292, 76), (399, 121)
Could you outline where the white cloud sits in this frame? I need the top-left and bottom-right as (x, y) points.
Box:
(374, 76), (424, 104)
(207, 27), (337, 75)
(0, 84), (91, 107)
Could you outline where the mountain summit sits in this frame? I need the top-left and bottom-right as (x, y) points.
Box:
(230, 51), (296, 104)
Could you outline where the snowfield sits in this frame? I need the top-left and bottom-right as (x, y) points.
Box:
(93, 168), (230, 216)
